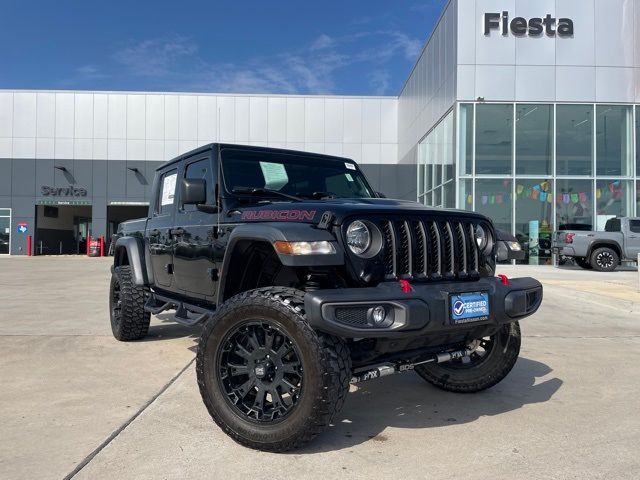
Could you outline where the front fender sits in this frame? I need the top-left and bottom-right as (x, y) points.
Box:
(114, 236), (154, 286)
(217, 223), (345, 302)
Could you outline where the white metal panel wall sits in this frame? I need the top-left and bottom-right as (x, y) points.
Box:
(0, 91), (398, 165)
(456, 0), (640, 103)
(397, 0), (457, 165)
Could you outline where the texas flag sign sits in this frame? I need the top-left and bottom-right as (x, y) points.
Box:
(17, 223), (28, 234)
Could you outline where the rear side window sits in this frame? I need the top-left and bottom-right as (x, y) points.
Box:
(630, 220), (640, 234)
(605, 218), (621, 232)
(157, 169), (178, 215)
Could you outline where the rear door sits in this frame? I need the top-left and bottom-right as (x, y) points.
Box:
(626, 219), (640, 259)
(147, 167), (179, 289)
(172, 153), (219, 299)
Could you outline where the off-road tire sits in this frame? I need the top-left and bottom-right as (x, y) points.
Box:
(414, 322), (521, 393)
(109, 266), (151, 341)
(575, 257), (593, 270)
(590, 247), (619, 272)
(196, 287), (351, 452)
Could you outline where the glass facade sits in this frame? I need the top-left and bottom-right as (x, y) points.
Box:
(417, 110), (454, 208)
(417, 103), (639, 265)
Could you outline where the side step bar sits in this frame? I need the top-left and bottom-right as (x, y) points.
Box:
(144, 292), (215, 327)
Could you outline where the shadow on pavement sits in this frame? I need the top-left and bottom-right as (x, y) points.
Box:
(301, 357), (562, 453)
(142, 313), (202, 352)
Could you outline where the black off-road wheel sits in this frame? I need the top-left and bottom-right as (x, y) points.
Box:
(414, 322), (521, 393)
(590, 247), (619, 272)
(196, 287), (351, 452)
(575, 257), (593, 270)
(109, 266), (151, 341)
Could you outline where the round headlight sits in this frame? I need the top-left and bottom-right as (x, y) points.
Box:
(346, 220), (371, 255)
(475, 225), (488, 250)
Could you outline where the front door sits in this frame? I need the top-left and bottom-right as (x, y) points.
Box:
(173, 154), (219, 299)
(626, 219), (640, 259)
(147, 167), (178, 289)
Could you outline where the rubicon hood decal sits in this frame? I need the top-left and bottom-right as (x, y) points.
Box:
(241, 209), (317, 221)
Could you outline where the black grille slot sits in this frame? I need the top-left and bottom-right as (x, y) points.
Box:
(369, 217), (484, 282)
(335, 307), (369, 327)
(382, 221), (395, 278)
(397, 221), (412, 277)
(428, 221), (442, 278)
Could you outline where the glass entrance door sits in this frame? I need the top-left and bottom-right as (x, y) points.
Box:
(73, 217), (92, 254)
(0, 209), (10, 254)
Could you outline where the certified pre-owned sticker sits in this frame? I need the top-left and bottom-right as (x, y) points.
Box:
(450, 292), (490, 324)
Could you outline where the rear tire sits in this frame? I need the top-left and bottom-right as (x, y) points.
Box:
(575, 257), (593, 270)
(590, 247), (619, 272)
(196, 287), (351, 452)
(109, 266), (150, 341)
(414, 322), (521, 393)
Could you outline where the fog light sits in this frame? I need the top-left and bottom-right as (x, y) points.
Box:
(371, 306), (387, 325)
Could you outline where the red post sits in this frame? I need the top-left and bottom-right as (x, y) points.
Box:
(99, 236), (105, 257)
(86, 235), (91, 256)
(27, 235), (32, 256)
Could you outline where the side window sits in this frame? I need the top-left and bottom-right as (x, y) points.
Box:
(157, 169), (178, 215)
(605, 219), (621, 232)
(629, 220), (640, 234)
(183, 157), (214, 211)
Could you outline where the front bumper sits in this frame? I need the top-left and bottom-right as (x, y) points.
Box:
(304, 277), (543, 338)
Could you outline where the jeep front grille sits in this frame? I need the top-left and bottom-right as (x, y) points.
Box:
(379, 219), (482, 281)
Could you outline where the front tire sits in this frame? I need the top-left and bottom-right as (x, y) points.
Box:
(109, 266), (150, 341)
(414, 322), (521, 393)
(590, 247), (619, 272)
(196, 287), (351, 452)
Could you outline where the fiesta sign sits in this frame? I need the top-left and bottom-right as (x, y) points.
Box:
(484, 12), (574, 37)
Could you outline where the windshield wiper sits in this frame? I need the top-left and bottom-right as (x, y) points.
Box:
(232, 186), (304, 202)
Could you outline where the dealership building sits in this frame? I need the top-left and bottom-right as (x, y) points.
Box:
(1, 0), (639, 262)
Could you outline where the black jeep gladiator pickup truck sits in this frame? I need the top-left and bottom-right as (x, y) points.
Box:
(109, 143), (542, 452)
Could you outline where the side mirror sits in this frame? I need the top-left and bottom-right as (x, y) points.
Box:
(181, 178), (207, 205)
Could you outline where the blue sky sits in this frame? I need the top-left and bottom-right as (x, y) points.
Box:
(0, 0), (447, 95)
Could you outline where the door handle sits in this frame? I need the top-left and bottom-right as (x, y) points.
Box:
(170, 228), (185, 236)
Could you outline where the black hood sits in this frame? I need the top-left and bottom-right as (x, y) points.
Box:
(228, 198), (491, 225)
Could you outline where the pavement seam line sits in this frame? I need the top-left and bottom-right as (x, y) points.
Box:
(63, 356), (196, 480)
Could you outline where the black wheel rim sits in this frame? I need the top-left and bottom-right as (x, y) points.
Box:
(110, 278), (122, 326)
(441, 335), (498, 370)
(217, 321), (304, 423)
(597, 252), (614, 269)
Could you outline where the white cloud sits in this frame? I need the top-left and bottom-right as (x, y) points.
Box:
(75, 29), (422, 95)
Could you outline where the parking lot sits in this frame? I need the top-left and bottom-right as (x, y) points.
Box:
(1, 257), (639, 480)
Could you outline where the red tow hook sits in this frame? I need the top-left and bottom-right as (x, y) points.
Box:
(497, 274), (510, 286)
(399, 279), (413, 293)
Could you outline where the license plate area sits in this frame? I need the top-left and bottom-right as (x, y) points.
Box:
(450, 292), (490, 325)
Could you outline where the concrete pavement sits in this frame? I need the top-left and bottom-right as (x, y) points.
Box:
(1, 257), (639, 479)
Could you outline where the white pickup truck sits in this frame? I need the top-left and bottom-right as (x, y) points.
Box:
(553, 217), (640, 271)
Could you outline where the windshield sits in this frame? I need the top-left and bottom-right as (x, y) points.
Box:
(221, 148), (375, 199)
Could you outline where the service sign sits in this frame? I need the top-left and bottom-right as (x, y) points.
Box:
(17, 223), (28, 234)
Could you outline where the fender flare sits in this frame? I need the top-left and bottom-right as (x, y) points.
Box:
(217, 223), (344, 303)
(587, 240), (622, 259)
(113, 236), (154, 286)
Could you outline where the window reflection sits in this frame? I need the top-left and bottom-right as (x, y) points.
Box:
(474, 179), (512, 233)
(595, 179), (632, 227)
(596, 106), (633, 177)
(516, 105), (553, 176)
(555, 179), (593, 230)
(557, 105), (593, 176)
(475, 104), (513, 175)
